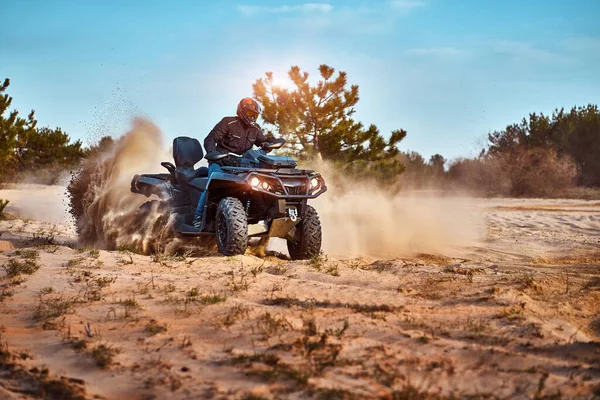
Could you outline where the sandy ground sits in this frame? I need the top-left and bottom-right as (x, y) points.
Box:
(0, 186), (599, 399)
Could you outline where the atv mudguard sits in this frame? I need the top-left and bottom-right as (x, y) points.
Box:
(202, 171), (248, 201)
(206, 171), (246, 188)
(131, 174), (171, 199)
(188, 172), (248, 233)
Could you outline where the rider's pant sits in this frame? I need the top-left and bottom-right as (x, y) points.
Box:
(194, 163), (222, 220)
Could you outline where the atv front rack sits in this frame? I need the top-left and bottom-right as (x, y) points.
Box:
(220, 166), (315, 175)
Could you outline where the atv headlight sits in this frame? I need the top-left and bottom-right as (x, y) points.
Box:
(261, 181), (270, 190)
(310, 178), (320, 189)
(249, 177), (260, 187)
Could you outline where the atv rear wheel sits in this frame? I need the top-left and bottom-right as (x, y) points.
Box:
(287, 205), (322, 260)
(215, 197), (248, 256)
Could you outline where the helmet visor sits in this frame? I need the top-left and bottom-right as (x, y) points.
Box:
(245, 110), (259, 120)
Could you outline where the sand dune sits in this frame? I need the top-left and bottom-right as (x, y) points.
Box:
(0, 186), (599, 399)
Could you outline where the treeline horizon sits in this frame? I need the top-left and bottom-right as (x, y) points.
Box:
(2, 71), (599, 198)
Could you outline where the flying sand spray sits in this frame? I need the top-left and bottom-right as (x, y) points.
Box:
(68, 118), (484, 258)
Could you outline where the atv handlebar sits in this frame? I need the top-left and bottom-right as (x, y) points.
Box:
(262, 138), (285, 151)
(204, 151), (230, 162)
(204, 140), (286, 162)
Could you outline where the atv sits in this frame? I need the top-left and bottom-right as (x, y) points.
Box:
(130, 136), (327, 259)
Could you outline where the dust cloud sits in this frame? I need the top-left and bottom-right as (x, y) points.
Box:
(310, 163), (486, 259)
(66, 118), (483, 258)
(66, 119), (205, 254)
(315, 190), (484, 258)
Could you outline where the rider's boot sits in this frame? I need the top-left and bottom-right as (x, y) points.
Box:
(193, 214), (203, 229)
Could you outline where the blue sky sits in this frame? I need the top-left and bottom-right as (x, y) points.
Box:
(1, 0), (599, 160)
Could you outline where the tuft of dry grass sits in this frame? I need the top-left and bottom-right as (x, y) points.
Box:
(231, 316), (350, 394)
(33, 294), (76, 321)
(65, 257), (84, 269)
(0, 286), (14, 302)
(222, 304), (252, 328)
(199, 292), (228, 305)
(162, 282), (177, 293)
(15, 249), (40, 259)
(256, 312), (292, 339)
(117, 296), (142, 318)
(226, 271), (250, 292)
(324, 263), (340, 277)
(250, 262), (265, 277)
(66, 337), (88, 352)
(144, 319), (168, 336)
(307, 252), (340, 276)
(90, 344), (121, 368)
(308, 251), (328, 272)
(3, 258), (40, 277)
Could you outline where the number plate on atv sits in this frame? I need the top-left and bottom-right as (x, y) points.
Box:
(287, 207), (298, 222)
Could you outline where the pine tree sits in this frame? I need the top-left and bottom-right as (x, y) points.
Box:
(0, 78), (37, 180)
(252, 65), (406, 183)
(1, 78), (86, 183)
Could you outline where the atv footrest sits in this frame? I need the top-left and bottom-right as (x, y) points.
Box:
(175, 221), (212, 236)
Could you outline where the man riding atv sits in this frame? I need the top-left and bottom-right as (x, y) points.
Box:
(193, 97), (271, 228)
(130, 97), (326, 258)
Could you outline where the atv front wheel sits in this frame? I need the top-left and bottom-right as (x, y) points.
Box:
(287, 205), (322, 260)
(215, 197), (248, 256)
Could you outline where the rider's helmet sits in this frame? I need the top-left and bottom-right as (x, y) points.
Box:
(237, 97), (261, 126)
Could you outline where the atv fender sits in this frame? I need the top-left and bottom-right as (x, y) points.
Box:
(203, 172), (248, 203)
(188, 177), (209, 192)
(194, 172), (248, 233)
(206, 172), (246, 190)
(131, 174), (171, 199)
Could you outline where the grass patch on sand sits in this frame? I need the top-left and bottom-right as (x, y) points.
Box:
(90, 344), (121, 368)
(33, 294), (76, 321)
(3, 258), (41, 277)
(144, 319), (168, 336)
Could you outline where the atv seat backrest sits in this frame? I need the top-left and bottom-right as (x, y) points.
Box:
(172, 137), (208, 182)
(173, 137), (204, 168)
